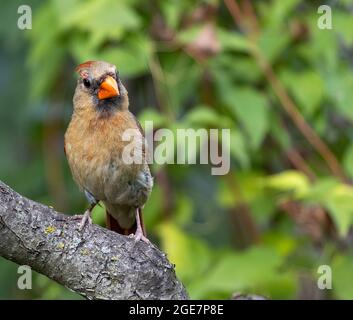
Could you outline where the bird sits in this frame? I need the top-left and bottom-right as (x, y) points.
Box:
(64, 60), (153, 242)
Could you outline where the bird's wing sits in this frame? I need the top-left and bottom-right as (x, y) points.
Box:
(131, 112), (148, 160)
(131, 113), (145, 137)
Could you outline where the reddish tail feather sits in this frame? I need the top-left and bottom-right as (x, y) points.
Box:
(106, 208), (146, 236)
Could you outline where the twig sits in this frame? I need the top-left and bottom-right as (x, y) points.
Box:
(224, 0), (244, 29)
(286, 148), (317, 182)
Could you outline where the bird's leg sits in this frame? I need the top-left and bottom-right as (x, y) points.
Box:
(133, 208), (149, 243)
(78, 205), (94, 231)
(72, 190), (98, 231)
(70, 202), (96, 231)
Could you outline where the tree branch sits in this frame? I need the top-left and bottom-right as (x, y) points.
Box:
(0, 180), (188, 300)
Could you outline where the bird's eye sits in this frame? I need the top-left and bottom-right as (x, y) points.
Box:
(83, 78), (91, 88)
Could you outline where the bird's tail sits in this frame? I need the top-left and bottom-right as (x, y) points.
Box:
(106, 208), (146, 236)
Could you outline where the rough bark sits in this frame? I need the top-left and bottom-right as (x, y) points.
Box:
(0, 180), (188, 300)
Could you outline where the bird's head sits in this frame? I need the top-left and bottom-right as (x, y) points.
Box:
(73, 60), (128, 116)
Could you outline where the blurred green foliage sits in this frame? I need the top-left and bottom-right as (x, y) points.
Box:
(1, 0), (353, 299)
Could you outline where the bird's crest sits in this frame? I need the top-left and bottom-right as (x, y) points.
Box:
(75, 61), (95, 77)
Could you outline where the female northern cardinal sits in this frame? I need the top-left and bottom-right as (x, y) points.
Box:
(64, 60), (153, 242)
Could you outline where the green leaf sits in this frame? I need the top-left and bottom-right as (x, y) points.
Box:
(273, 175), (353, 237)
(28, 2), (66, 99)
(138, 108), (169, 129)
(178, 25), (203, 44)
(98, 36), (152, 77)
(332, 255), (353, 299)
(280, 70), (324, 116)
(160, 54), (202, 113)
(143, 185), (163, 229)
(263, 232), (298, 258)
(224, 88), (269, 150)
(308, 20), (337, 70)
(266, 170), (310, 197)
(228, 130), (250, 169)
(218, 171), (277, 223)
(268, 113), (291, 149)
(326, 70), (353, 122)
(258, 28), (290, 62)
(157, 222), (212, 284)
(334, 12), (353, 46)
(302, 177), (339, 203)
(160, 0), (183, 29)
(325, 184), (353, 237)
(343, 144), (353, 180)
(189, 246), (284, 298)
(184, 105), (233, 128)
(217, 29), (252, 53)
(54, 0), (141, 34)
(100, 47), (146, 76)
(262, 0), (301, 29)
(91, 202), (105, 226)
(213, 55), (261, 83)
(174, 193), (193, 226)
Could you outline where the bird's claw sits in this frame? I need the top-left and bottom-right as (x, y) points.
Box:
(71, 209), (92, 231)
(133, 228), (150, 244)
(131, 208), (150, 244)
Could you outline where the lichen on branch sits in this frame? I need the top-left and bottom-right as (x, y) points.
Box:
(0, 180), (188, 300)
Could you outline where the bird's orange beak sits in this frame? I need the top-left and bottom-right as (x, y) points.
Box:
(98, 76), (120, 100)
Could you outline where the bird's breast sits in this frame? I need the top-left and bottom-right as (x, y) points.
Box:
(64, 109), (145, 201)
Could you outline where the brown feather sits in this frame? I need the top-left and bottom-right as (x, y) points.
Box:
(75, 60), (95, 72)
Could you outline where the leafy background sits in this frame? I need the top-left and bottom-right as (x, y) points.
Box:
(1, 0), (353, 299)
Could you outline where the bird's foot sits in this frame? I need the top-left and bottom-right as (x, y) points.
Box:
(133, 227), (150, 244)
(131, 208), (150, 243)
(70, 210), (92, 231)
(79, 209), (93, 231)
